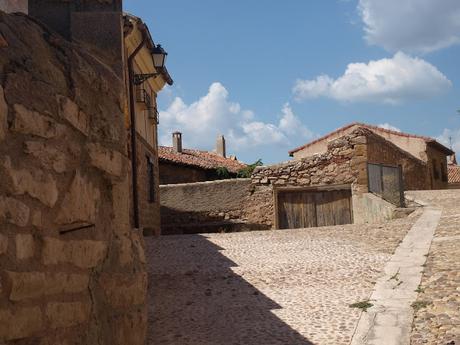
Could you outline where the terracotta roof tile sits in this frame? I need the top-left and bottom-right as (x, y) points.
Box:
(158, 146), (247, 173)
(288, 122), (454, 156)
(448, 164), (460, 184)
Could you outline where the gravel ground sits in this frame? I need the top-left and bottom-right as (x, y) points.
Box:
(408, 190), (460, 345)
(146, 215), (419, 345)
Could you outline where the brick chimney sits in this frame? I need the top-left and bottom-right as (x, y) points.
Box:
(172, 132), (183, 153)
(216, 135), (226, 158)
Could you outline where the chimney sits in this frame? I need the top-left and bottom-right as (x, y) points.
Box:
(216, 135), (226, 158)
(172, 132), (182, 153)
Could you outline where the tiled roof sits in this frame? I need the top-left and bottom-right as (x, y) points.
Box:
(158, 146), (247, 173)
(288, 122), (454, 156)
(448, 164), (460, 184)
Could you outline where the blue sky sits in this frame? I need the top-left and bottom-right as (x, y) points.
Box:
(124, 0), (460, 164)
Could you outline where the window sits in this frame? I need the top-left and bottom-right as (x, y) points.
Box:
(147, 156), (155, 203)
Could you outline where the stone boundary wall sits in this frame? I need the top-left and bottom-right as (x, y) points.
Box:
(160, 179), (271, 234)
(0, 13), (146, 345)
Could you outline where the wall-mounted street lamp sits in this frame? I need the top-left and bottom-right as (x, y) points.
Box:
(133, 44), (168, 85)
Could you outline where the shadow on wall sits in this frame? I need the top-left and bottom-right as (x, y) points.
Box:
(146, 235), (314, 345)
(160, 206), (270, 235)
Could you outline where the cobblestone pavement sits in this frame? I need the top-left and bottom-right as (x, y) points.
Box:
(146, 214), (420, 345)
(408, 190), (460, 345)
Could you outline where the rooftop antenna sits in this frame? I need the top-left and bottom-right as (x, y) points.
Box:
(449, 136), (453, 150)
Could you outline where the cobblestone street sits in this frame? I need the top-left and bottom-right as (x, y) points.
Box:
(408, 190), (460, 345)
(146, 214), (420, 345)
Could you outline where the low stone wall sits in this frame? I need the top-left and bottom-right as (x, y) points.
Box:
(249, 129), (368, 228)
(353, 193), (397, 224)
(0, 13), (146, 345)
(160, 179), (270, 234)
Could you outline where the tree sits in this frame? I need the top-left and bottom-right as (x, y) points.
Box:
(237, 159), (263, 178)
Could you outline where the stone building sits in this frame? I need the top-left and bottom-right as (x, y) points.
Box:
(247, 127), (429, 230)
(123, 14), (173, 235)
(159, 132), (246, 185)
(289, 122), (454, 190)
(0, 2), (155, 344)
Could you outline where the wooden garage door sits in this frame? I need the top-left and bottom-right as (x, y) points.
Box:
(277, 189), (352, 229)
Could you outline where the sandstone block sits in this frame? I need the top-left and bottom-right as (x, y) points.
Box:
(354, 144), (367, 156)
(31, 210), (43, 230)
(0, 197), (30, 227)
(99, 272), (147, 308)
(117, 236), (133, 266)
(0, 307), (43, 341)
(24, 141), (67, 173)
(111, 176), (131, 235)
(131, 233), (146, 264)
(7, 271), (89, 301)
(46, 302), (90, 329)
(87, 143), (123, 177)
(56, 170), (100, 224)
(57, 95), (89, 136)
(113, 310), (147, 345)
(0, 85), (7, 142)
(42, 237), (107, 269)
(0, 234), (8, 255)
(15, 234), (35, 260)
(12, 104), (59, 138)
(7, 271), (44, 301)
(2, 157), (59, 208)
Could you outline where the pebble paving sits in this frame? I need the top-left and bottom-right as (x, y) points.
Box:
(146, 215), (419, 345)
(408, 190), (460, 345)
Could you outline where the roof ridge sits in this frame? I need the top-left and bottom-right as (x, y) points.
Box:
(288, 122), (450, 156)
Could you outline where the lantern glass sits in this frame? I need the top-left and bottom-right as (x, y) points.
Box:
(152, 44), (167, 69)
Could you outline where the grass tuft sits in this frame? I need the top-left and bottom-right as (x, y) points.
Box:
(349, 300), (373, 312)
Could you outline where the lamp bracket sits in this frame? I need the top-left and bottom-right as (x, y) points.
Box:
(133, 73), (160, 85)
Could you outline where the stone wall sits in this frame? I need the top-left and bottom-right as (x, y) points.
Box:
(134, 135), (160, 235)
(160, 179), (270, 234)
(249, 129), (367, 228)
(0, 12), (146, 345)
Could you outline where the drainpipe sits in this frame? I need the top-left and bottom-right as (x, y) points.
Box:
(127, 28), (147, 229)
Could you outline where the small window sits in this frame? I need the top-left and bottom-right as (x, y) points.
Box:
(147, 156), (155, 203)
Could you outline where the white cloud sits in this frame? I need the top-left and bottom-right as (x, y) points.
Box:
(358, 0), (460, 53)
(293, 52), (451, 104)
(159, 82), (314, 153)
(378, 123), (401, 132)
(438, 128), (460, 154)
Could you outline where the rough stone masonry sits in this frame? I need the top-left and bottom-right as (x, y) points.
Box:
(0, 11), (147, 345)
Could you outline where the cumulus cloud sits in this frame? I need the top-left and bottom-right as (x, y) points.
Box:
(159, 82), (314, 153)
(378, 123), (401, 132)
(293, 52), (451, 104)
(438, 128), (460, 154)
(358, 0), (460, 53)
